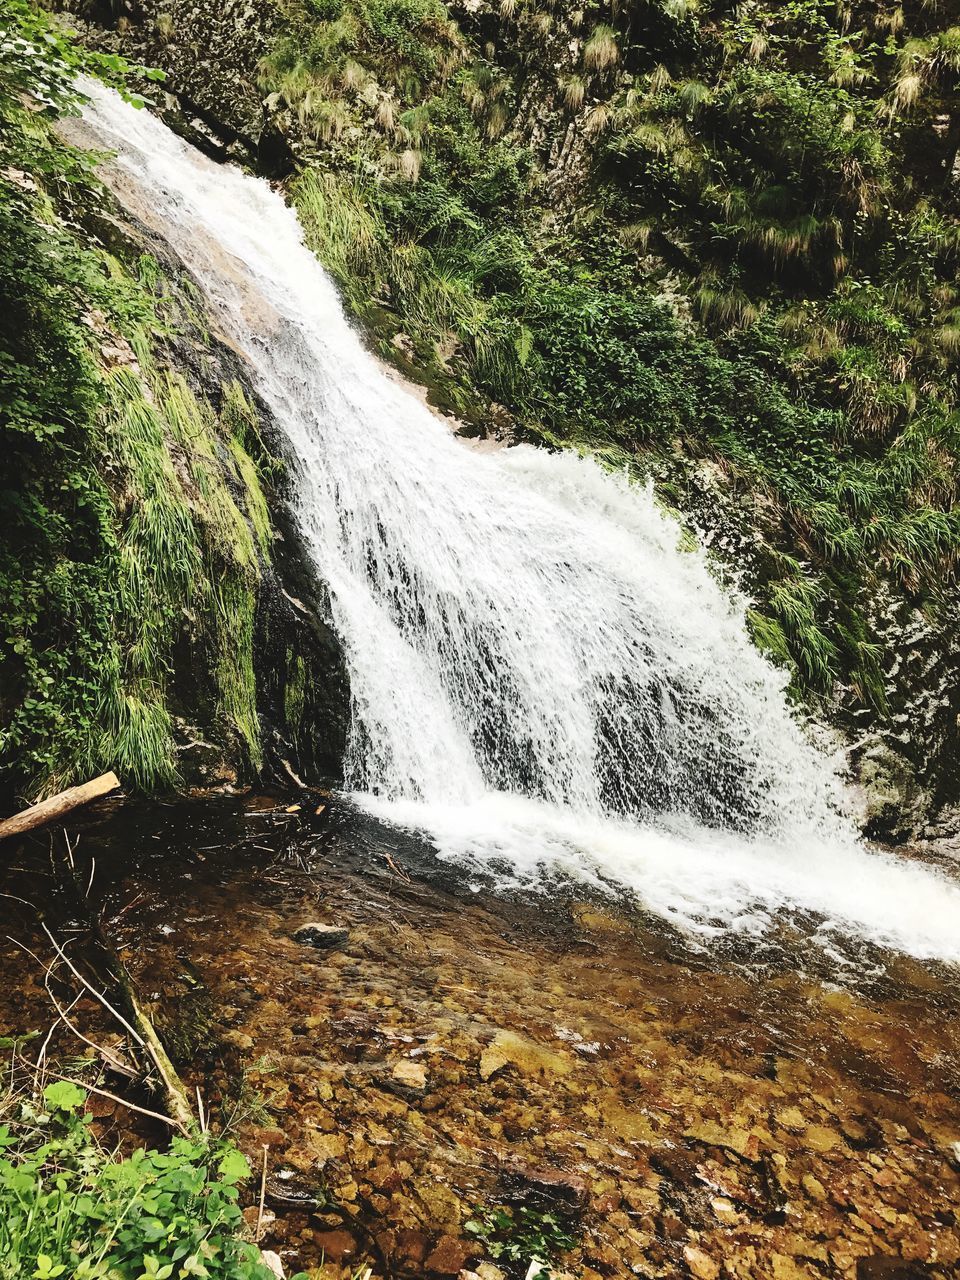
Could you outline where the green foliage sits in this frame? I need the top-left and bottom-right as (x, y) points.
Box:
(261, 0), (462, 151)
(263, 0), (960, 708)
(0, 1082), (299, 1280)
(0, 6), (278, 795)
(464, 1203), (578, 1274)
(0, 0), (162, 120)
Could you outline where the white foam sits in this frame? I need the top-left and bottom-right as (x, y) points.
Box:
(362, 791), (960, 960)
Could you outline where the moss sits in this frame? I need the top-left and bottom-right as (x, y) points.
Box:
(152, 373), (269, 772)
(211, 574), (263, 770)
(88, 352), (277, 784)
(283, 650), (308, 752)
(0, 124), (283, 793)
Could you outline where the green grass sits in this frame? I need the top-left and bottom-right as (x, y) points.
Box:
(0, 72), (280, 795)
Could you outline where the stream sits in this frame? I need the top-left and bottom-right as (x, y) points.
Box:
(2, 796), (959, 1277)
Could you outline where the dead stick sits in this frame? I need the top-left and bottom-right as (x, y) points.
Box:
(256, 1144), (269, 1241)
(0, 773), (120, 842)
(96, 939), (199, 1137)
(46, 852), (198, 1138)
(44, 1071), (190, 1134)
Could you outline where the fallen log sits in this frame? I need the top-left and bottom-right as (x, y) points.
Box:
(0, 772), (120, 842)
(108, 945), (198, 1136)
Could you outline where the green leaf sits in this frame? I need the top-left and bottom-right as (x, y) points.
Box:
(42, 1080), (87, 1112)
(216, 1148), (251, 1184)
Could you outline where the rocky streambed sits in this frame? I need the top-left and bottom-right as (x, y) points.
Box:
(2, 793), (959, 1280)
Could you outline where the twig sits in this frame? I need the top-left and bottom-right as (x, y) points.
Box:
(43, 973), (136, 1079)
(44, 1070), (189, 1134)
(279, 758), (308, 790)
(41, 923), (147, 1049)
(35, 992), (81, 1083)
(107, 891), (146, 925)
(6, 933), (135, 1083)
(1, 891), (34, 909)
(40, 924), (196, 1135)
(384, 853), (411, 882)
(256, 1144), (269, 1241)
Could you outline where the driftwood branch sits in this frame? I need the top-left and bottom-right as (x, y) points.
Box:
(0, 773), (120, 842)
(46, 836), (199, 1138)
(110, 958), (198, 1136)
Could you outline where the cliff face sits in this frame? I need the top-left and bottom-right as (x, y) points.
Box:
(0, 47), (348, 802)
(39, 0), (960, 838)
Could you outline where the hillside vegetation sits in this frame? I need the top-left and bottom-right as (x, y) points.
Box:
(0, 0), (347, 800)
(5, 0), (957, 828)
(255, 0), (960, 717)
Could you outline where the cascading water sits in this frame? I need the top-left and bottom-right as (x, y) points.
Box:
(74, 82), (960, 960)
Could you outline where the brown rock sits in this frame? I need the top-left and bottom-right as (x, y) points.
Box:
(368, 1163), (402, 1192)
(425, 1235), (475, 1275)
(684, 1244), (720, 1280)
(856, 1259), (939, 1279)
(710, 1196), (739, 1224)
(771, 1255), (814, 1280)
(293, 923), (350, 950)
(396, 1229), (430, 1265)
(684, 1119), (759, 1159)
(804, 1124), (839, 1153)
(253, 1127), (287, 1148)
(479, 1047), (510, 1081)
(392, 1058), (428, 1089)
(507, 1162), (588, 1207)
(802, 1173), (827, 1202)
(312, 1229), (357, 1261)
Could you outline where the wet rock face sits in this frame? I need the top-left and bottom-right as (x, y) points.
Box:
(251, 513), (350, 784)
(156, 290), (349, 787)
(66, 169), (351, 790)
(67, 0), (287, 168)
(663, 458), (960, 842)
(846, 587), (960, 843)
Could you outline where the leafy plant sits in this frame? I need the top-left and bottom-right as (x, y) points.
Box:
(464, 1203), (578, 1275)
(0, 1079), (303, 1280)
(0, 2), (281, 796)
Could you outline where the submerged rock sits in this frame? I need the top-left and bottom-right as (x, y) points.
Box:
(258, 1251), (284, 1279)
(22, 794), (959, 1280)
(292, 922), (350, 950)
(391, 1058), (428, 1090)
(505, 1162), (588, 1208)
(424, 1234), (476, 1274)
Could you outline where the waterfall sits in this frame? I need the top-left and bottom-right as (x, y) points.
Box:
(75, 82), (960, 961)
